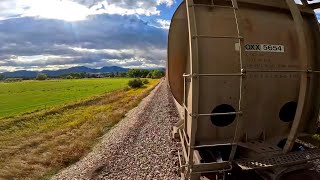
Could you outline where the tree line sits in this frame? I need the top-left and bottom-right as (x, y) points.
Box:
(127, 69), (165, 79)
(0, 69), (165, 81)
(59, 69), (164, 79)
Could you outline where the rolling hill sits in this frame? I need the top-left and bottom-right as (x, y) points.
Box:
(1, 66), (129, 78)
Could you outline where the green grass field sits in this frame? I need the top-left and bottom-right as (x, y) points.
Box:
(0, 78), (130, 118)
(0, 78), (159, 179)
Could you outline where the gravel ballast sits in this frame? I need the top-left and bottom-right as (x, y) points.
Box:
(53, 80), (180, 180)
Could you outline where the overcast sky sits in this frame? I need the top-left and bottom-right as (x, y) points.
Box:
(0, 0), (318, 72)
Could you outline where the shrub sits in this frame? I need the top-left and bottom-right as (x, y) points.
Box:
(36, 73), (48, 80)
(128, 78), (143, 88)
(4, 78), (23, 83)
(142, 79), (149, 84)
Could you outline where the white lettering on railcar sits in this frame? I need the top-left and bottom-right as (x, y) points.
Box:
(244, 44), (285, 53)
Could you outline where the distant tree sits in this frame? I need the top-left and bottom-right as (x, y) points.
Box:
(79, 72), (87, 78)
(71, 73), (79, 79)
(119, 72), (127, 77)
(0, 73), (4, 80)
(127, 69), (136, 78)
(60, 72), (88, 79)
(109, 72), (115, 78)
(151, 70), (164, 79)
(70, 73), (82, 79)
(141, 69), (150, 78)
(66, 75), (73, 79)
(146, 73), (152, 78)
(127, 69), (157, 78)
(36, 73), (48, 80)
(128, 69), (143, 78)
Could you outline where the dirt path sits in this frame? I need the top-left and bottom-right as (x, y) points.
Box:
(53, 80), (180, 180)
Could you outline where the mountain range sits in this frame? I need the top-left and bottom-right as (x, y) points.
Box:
(1, 66), (130, 78)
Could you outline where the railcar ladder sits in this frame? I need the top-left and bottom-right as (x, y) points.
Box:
(180, 0), (320, 178)
(182, 0), (245, 178)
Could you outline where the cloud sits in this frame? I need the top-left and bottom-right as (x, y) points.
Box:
(0, 0), (178, 72)
(0, 14), (169, 72)
(87, 0), (175, 16)
(155, 19), (170, 29)
(90, 2), (160, 16)
(0, 0), (176, 21)
(0, 14), (167, 49)
(74, 0), (174, 10)
(0, 46), (167, 69)
(0, 0), (91, 21)
(157, 0), (175, 7)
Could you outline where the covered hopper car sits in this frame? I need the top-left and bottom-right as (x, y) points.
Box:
(167, 0), (320, 179)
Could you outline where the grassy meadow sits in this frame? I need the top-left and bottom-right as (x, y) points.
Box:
(0, 78), (159, 179)
(0, 78), (130, 118)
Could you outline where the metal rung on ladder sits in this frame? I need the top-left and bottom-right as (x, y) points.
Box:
(183, 104), (242, 117)
(197, 111), (243, 117)
(192, 162), (233, 173)
(183, 73), (244, 77)
(183, 70), (320, 78)
(192, 35), (243, 39)
(245, 69), (320, 73)
(188, 4), (237, 9)
(193, 143), (236, 149)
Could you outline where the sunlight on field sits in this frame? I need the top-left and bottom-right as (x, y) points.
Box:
(0, 79), (160, 179)
(0, 78), (131, 118)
